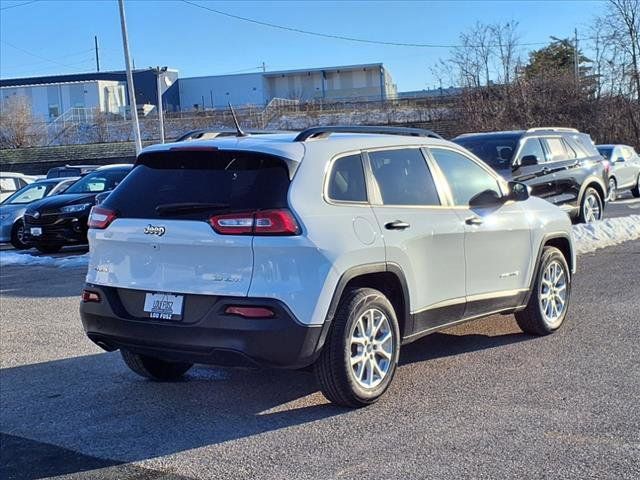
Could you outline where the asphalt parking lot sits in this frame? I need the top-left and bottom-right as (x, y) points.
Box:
(606, 193), (640, 218)
(1, 237), (639, 480)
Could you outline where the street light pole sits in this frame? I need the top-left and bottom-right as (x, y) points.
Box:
(117, 0), (142, 155)
(151, 66), (167, 143)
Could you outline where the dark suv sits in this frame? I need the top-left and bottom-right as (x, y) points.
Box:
(454, 128), (608, 223)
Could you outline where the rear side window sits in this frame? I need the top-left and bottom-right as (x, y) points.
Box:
(0, 178), (18, 192)
(328, 154), (367, 202)
(104, 150), (290, 219)
(543, 138), (568, 162)
(368, 148), (440, 206)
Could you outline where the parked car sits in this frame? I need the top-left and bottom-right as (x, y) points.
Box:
(80, 126), (575, 407)
(0, 172), (40, 202)
(596, 144), (640, 201)
(22, 164), (132, 253)
(0, 177), (79, 249)
(46, 164), (100, 179)
(453, 128), (608, 223)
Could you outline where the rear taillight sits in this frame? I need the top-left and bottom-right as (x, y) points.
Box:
(82, 289), (101, 303)
(88, 206), (117, 229)
(209, 209), (300, 236)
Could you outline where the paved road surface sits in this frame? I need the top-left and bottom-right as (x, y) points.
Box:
(1, 241), (639, 479)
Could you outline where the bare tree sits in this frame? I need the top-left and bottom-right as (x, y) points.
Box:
(0, 96), (44, 149)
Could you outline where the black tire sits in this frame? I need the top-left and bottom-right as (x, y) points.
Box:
(35, 244), (62, 254)
(515, 246), (571, 336)
(577, 187), (603, 223)
(607, 177), (617, 202)
(314, 287), (401, 408)
(10, 220), (28, 250)
(632, 175), (640, 198)
(120, 349), (192, 381)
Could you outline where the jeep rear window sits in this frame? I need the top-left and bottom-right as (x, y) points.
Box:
(102, 150), (290, 220)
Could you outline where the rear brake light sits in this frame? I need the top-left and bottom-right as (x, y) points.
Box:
(82, 290), (101, 303)
(88, 206), (117, 229)
(225, 306), (275, 318)
(209, 209), (300, 236)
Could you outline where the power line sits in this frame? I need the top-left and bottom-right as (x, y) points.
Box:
(0, 40), (92, 68)
(180, 0), (596, 49)
(0, 0), (40, 11)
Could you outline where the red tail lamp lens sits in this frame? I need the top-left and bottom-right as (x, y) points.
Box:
(88, 206), (117, 229)
(209, 209), (299, 236)
(82, 290), (101, 303)
(225, 306), (275, 318)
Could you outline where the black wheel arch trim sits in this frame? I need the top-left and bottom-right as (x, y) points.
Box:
(521, 233), (574, 307)
(578, 176), (607, 206)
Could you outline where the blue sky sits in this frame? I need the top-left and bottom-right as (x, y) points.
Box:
(1, 0), (606, 91)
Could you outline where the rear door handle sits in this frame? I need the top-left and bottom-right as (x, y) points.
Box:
(385, 220), (410, 230)
(465, 216), (483, 225)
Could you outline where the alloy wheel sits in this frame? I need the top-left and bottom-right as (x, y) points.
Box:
(608, 179), (617, 202)
(583, 193), (602, 223)
(349, 308), (394, 389)
(538, 260), (567, 329)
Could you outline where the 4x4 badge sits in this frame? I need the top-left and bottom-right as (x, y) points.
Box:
(143, 225), (166, 236)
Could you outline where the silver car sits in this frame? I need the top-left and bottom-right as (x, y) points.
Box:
(597, 144), (640, 201)
(0, 177), (78, 249)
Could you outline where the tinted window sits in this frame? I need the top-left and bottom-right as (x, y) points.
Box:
(431, 148), (501, 205)
(328, 154), (367, 202)
(597, 146), (613, 160)
(544, 138), (568, 162)
(454, 135), (519, 170)
(104, 150), (290, 219)
(368, 149), (440, 206)
(65, 169), (129, 194)
(518, 138), (545, 163)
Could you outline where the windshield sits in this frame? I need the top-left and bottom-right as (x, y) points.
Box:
(65, 169), (129, 194)
(2, 182), (55, 205)
(597, 147), (613, 160)
(454, 135), (520, 169)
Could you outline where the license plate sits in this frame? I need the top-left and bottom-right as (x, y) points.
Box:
(30, 227), (42, 236)
(143, 292), (184, 321)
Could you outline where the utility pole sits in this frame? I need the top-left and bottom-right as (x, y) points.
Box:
(262, 61), (266, 73)
(118, 0), (142, 155)
(151, 66), (167, 143)
(94, 35), (100, 72)
(574, 28), (579, 81)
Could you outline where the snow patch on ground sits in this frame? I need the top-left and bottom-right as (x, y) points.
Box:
(0, 250), (89, 268)
(572, 215), (640, 254)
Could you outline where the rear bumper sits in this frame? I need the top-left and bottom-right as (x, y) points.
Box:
(80, 284), (327, 369)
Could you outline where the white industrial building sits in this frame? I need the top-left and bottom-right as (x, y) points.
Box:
(0, 80), (127, 121)
(179, 63), (397, 110)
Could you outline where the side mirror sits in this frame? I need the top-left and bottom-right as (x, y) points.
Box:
(614, 156), (625, 163)
(508, 181), (530, 201)
(469, 189), (505, 208)
(520, 155), (539, 166)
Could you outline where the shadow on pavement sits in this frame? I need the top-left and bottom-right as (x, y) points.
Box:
(0, 264), (87, 298)
(0, 326), (531, 479)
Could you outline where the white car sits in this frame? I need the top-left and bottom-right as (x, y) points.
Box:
(80, 126), (575, 407)
(0, 172), (40, 202)
(597, 144), (640, 201)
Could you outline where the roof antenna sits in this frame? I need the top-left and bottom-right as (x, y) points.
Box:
(228, 102), (248, 137)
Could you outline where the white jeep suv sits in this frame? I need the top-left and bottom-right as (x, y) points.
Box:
(80, 126), (576, 407)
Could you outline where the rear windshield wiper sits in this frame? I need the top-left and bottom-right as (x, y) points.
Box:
(155, 202), (230, 216)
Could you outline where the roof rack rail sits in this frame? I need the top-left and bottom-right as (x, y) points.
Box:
(293, 126), (443, 142)
(526, 127), (579, 133)
(176, 128), (289, 142)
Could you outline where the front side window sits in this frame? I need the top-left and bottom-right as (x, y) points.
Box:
(518, 138), (546, 164)
(431, 148), (501, 206)
(328, 154), (367, 202)
(543, 137), (568, 162)
(368, 148), (440, 206)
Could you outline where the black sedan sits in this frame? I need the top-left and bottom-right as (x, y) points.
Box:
(23, 165), (132, 253)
